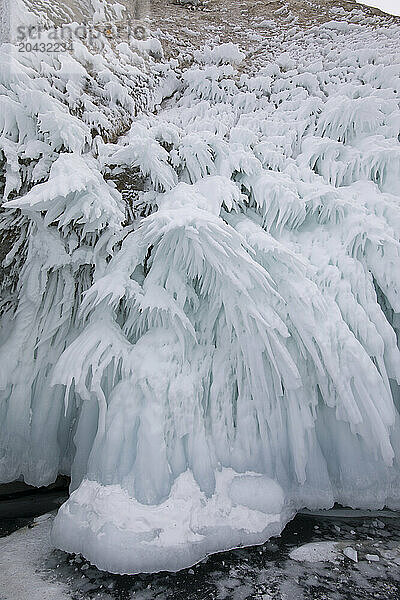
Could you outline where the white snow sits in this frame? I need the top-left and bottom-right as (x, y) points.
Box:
(0, 514), (71, 600)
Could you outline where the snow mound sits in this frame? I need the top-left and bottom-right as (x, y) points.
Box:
(52, 470), (286, 573)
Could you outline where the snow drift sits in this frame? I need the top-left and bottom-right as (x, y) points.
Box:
(1, 0), (400, 574)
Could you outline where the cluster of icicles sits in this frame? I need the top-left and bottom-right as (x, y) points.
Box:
(1, 7), (400, 573)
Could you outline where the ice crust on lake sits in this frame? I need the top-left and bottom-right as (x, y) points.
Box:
(289, 541), (340, 563)
(1, 0), (400, 575)
(0, 514), (71, 600)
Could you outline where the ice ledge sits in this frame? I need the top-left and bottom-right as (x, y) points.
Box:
(51, 469), (291, 574)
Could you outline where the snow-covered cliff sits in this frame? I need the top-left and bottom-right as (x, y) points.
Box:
(1, 0), (400, 574)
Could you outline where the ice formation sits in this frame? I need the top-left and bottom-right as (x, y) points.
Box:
(1, 0), (400, 575)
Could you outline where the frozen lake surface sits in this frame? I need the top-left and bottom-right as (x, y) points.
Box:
(1, 486), (400, 600)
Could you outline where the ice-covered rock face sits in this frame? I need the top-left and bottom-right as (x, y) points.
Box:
(1, 0), (400, 575)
